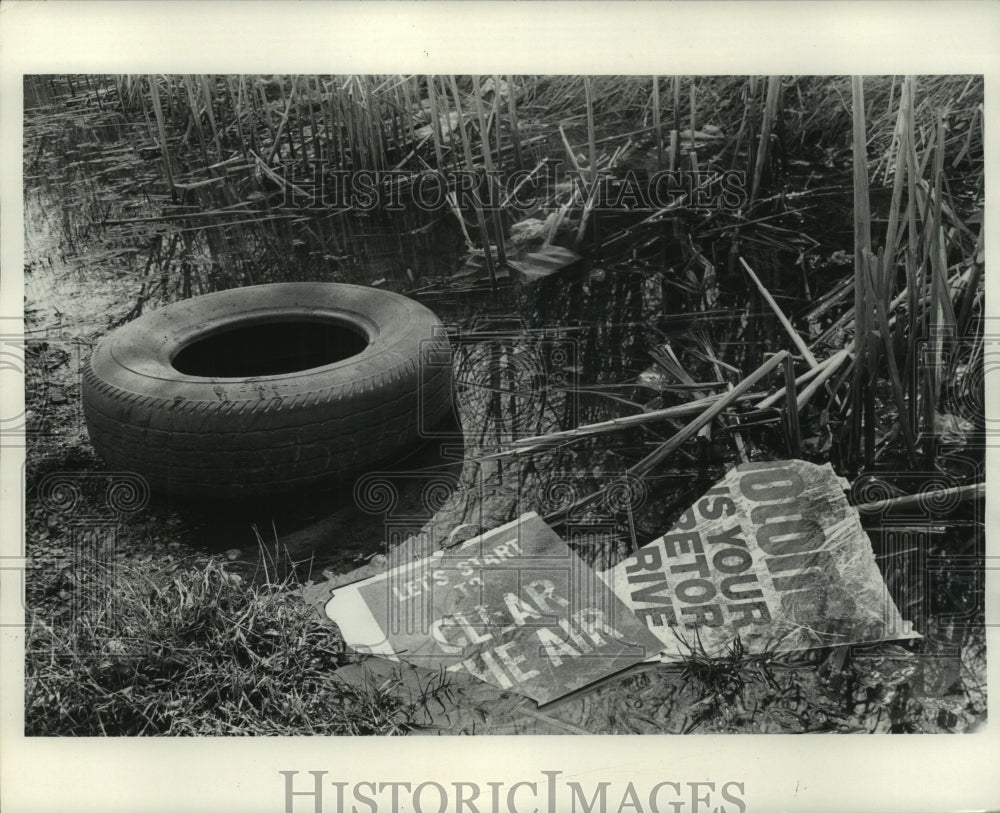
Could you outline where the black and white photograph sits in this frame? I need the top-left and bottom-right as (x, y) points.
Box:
(2, 3), (998, 812)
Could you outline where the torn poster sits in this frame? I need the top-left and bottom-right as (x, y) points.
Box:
(600, 460), (920, 660)
(325, 512), (663, 705)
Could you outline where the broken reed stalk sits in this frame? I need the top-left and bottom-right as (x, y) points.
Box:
(545, 352), (788, 525)
(739, 256), (819, 367)
(808, 275), (916, 353)
(757, 345), (852, 410)
(573, 137), (633, 250)
(793, 346), (852, 411)
(501, 158), (549, 208)
(558, 124), (583, 176)
(506, 391), (766, 451)
(631, 351), (789, 478)
(700, 332), (749, 463)
(854, 482), (983, 514)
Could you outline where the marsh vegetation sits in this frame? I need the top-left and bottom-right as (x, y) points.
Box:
(23, 74), (984, 734)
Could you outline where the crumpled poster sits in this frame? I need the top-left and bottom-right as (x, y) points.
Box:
(600, 460), (920, 660)
(325, 512), (664, 705)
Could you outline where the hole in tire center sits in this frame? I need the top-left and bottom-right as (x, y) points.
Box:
(171, 319), (369, 377)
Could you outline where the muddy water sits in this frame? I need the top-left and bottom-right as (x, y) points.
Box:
(23, 91), (696, 576)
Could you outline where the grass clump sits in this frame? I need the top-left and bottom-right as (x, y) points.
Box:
(25, 556), (408, 736)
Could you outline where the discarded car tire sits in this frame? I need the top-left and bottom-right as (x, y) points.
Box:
(82, 282), (453, 499)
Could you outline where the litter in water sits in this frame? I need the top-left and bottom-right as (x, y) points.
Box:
(325, 462), (916, 701)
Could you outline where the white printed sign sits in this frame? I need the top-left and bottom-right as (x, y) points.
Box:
(601, 460), (919, 660)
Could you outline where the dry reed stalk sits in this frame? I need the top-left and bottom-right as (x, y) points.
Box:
(575, 79), (602, 247)
(739, 256), (818, 367)
(851, 75), (874, 469)
(544, 352), (788, 525)
(750, 76), (781, 205)
(500, 158), (549, 208)
(864, 249), (918, 464)
(698, 331), (749, 463)
(584, 76), (597, 188)
(688, 78), (698, 170)
(227, 76), (248, 161)
(757, 345), (850, 409)
(265, 84), (297, 167)
(490, 75), (503, 166)
(630, 350), (789, 478)
(198, 75), (221, 162)
(471, 75), (494, 171)
(404, 75), (422, 146)
(388, 78), (404, 153)
(854, 483), (983, 514)
(447, 75), (498, 290)
(504, 391), (769, 452)
(558, 124), (583, 176)
(250, 151), (313, 202)
(956, 230), (984, 334)
(793, 346), (851, 411)
(923, 117), (954, 450)
(413, 95), (474, 249)
(728, 76), (752, 174)
(471, 75), (508, 268)
(303, 76), (322, 161)
(146, 76), (176, 201)
(808, 274), (919, 352)
(425, 74), (446, 171)
(391, 135), (432, 172)
(671, 75), (681, 170)
(505, 75), (524, 170)
(337, 83), (357, 170)
(327, 78), (343, 167)
(135, 78), (157, 145)
(542, 184), (581, 248)
(652, 76), (663, 169)
(783, 355), (801, 457)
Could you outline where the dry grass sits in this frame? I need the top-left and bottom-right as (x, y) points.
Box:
(24, 551), (417, 736)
